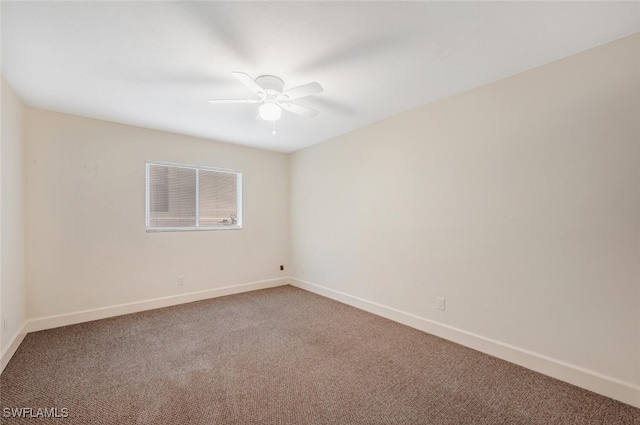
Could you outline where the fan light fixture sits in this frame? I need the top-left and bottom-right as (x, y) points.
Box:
(208, 72), (323, 126)
(259, 102), (281, 121)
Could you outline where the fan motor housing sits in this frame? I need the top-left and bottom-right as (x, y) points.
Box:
(256, 75), (284, 94)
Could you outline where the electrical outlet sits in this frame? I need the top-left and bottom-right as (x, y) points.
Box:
(3, 315), (7, 331)
(436, 297), (446, 311)
(280, 265), (284, 271)
(178, 275), (184, 286)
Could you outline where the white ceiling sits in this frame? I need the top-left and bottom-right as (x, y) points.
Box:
(2, 1), (638, 153)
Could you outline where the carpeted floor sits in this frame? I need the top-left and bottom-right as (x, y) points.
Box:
(1, 285), (638, 424)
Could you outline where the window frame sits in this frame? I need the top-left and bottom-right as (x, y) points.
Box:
(145, 160), (242, 232)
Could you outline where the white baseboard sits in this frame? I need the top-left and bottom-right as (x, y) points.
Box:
(26, 277), (289, 334)
(290, 278), (640, 409)
(1, 323), (27, 374)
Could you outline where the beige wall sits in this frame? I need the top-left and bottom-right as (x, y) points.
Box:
(25, 110), (290, 318)
(291, 34), (640, 387)
(1, 76), (27, 353)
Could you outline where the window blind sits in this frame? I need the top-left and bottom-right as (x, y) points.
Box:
(146, 161), (241, 231)
(199, 170), (237, 227)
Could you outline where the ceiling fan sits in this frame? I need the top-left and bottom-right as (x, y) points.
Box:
(208, 72), (323, 121)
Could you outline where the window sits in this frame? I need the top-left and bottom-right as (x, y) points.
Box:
(146, 161), (242, 231)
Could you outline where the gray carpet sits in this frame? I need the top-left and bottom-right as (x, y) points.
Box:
(1, 285), (638, 424)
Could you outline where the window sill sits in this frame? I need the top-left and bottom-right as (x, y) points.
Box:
(146, 226), (242, 233)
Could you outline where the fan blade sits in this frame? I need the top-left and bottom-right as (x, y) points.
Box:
(207, 99), (261, 104)
(231, 72), (265, 95)
(280, 103), (319, 118)
(280, 82), (323, 100)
